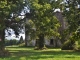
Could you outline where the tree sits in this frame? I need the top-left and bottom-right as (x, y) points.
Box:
(19, 36), (24, 44)
(25, 0), (62, 49)
(0, 0), (26, 56)
(61, 0), (80, 50)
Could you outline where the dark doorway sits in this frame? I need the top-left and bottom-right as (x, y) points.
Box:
(50, 39), (53, 45)
(35, 39), (38, 46)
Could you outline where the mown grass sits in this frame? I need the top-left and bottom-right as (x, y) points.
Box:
(0, 46), (80, 60)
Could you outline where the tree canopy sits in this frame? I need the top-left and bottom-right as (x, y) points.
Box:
(0, 0), (26, 52)
(63, 0), (80, 40)
(24, 0), (63, 49)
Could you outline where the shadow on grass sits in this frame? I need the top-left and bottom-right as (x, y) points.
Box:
(1, 47), (80, 60)
(6, 46), (33, 48)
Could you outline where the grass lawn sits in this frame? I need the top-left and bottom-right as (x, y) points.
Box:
(0, 46), (80, 60)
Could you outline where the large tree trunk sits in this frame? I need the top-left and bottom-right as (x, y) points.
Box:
(0, 28), (5, 51)
(25, 35), (30, 46)
(0, 28), (10, 57)
(25, 35), (27, 46)
(0, 28), (8, 56)
(37, 33), (45, 49)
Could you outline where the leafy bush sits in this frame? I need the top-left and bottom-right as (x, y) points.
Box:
(5, 39), (19, 46)
(18, 43), (25, 47)
(18, 36), (24, 44)
(61, 39), (75, 50)
(5, 40), (10, 46)
(77, 45), (80, 51)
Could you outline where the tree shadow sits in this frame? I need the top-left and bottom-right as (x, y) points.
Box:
(1, 47), (80, 60)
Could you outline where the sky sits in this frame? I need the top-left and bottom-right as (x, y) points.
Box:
(5, 29), (25, 40)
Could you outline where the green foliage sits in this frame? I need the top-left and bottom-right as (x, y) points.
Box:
(71, 32), (80, 41)
(25, 0), (62, 49)
(61, 28), (80, 50)
(60, 0), (80, 46)
(18, 36), (24, 44)
(18, 43), (25, 47)
(63, 0), (80, 35)
(0, 0), (26, 52)
(5, 39), (19, 46)
(61, 39), (75, 50)
(5, 39), (10, 46)
(9, 39), (18, 45)
(0, 0), (26, 29)
(26, 0), (61, 39)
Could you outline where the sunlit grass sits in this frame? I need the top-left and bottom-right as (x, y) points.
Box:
(0, 46), (80, 60)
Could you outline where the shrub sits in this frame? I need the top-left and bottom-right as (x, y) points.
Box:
(61, 39), (75, 50)
(18, 43), (25, 47)
(76, 45), (80, 51)
(18, 36), (24, 44)
(5, 39), (19, 46)
(5, 40), (10, 46)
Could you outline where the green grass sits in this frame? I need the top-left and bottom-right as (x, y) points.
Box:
(0, 46), (80, 60)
